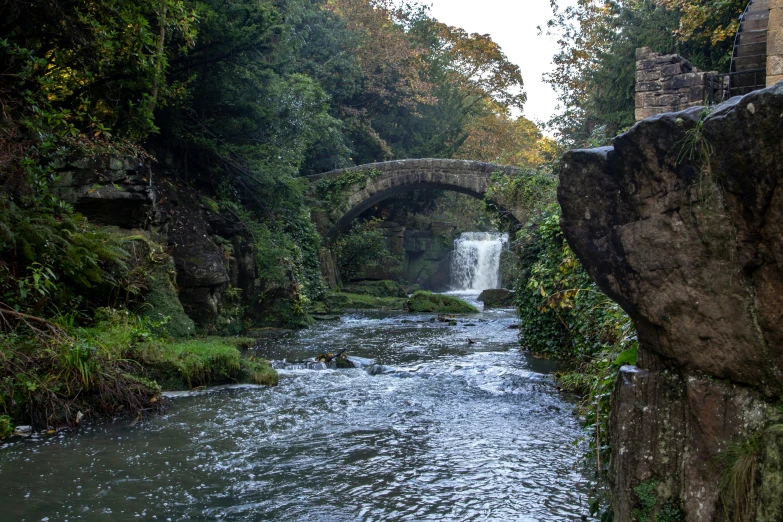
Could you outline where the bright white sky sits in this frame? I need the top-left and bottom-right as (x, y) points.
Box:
(425, 0), (566, 126)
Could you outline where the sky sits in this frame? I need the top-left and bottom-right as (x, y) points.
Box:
(424, 0), (566, 126)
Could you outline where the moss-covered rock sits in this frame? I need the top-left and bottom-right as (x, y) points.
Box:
(405, 291), (478, 313)
(143, 256), (196, 337)
(477, 289), (515, 309)
(757, 423), (783, 521)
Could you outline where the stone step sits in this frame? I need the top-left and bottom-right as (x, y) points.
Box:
(735, 42), (768, 57)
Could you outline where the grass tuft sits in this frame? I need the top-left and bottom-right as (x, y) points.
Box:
(717, 434), (761, 522)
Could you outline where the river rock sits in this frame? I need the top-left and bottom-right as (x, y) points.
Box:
(12, 425), (32, 437)
(559, 84), (783, 520)
(477, 289), (515, 308)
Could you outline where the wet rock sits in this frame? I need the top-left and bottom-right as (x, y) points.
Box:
(366, 364), (386, 376)
(477, 289), (515, 308)
(12, 426), (32, 437)
(334, 357), (355, 369)
(559, 84), (783, 520)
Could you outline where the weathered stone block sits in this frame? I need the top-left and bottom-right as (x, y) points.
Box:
(662, 72), (705, 90)
(768, 75), (783, 87)
(636, 81), (662, 92)
(636, 69), (661, 82)
(636, 59), (659, 71)
(767, 28), (783, 56)
(689, 85), (707, 102)
(655, 94), (680, 107)
(769, 55), (783, 77)
(660, 63), (683, 77)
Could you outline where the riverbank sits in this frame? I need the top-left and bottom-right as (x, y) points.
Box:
(0, 310), (278, 436)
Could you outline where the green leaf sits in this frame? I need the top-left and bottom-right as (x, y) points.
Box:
(613, 345), (638, 367)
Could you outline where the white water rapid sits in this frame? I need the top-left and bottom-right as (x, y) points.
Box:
(450, 232), (509, 291)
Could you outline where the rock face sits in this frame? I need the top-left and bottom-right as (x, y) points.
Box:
(559, 84), (783, 520)
(51, 157), (154, 228)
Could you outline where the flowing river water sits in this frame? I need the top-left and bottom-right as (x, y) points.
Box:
(0, 294), (591, 521)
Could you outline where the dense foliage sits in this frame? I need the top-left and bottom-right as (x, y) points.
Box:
(334, 219), (401, 282)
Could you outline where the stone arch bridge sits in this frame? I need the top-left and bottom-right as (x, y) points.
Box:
(306, 158), (529, 241)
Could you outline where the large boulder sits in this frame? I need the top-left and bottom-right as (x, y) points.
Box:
(559, 83), (783, 520)
(477, 289), (515, 308)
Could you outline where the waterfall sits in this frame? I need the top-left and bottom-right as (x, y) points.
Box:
(450, 232), (509, 291)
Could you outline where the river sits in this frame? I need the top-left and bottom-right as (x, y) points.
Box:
(0, 293), (591, 521)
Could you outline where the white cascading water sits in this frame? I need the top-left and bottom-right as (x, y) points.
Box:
(450, 232), (509, 291)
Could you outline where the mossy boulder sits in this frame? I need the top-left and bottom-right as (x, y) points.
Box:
(340, 280), (407, 298)
(405, 291), (478, 314)
(477, 289), (515, 309)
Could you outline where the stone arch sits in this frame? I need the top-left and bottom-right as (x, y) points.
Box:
(307, 159), (524, 241)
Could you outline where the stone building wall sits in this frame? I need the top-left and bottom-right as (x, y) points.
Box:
(634, 47), (712, 121)
(769, 0), (783, 86)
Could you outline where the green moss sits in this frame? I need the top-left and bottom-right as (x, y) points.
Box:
(657, 499), (684, 522)
(0, 415), (12, 439)
(142, 259), (195, 337)
(228, 337), (257, 350)
(631, 479), (684, 522)
(633, 479), (659, 522)
(757, 424), (783, 522)
(405, 291), (478, 314)
(258, 295), (313, 329)
(240, 357), (279, 386)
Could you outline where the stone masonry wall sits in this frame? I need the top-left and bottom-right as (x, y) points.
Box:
(769, 0), (783, 86)
(635, 47), (711, 121)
